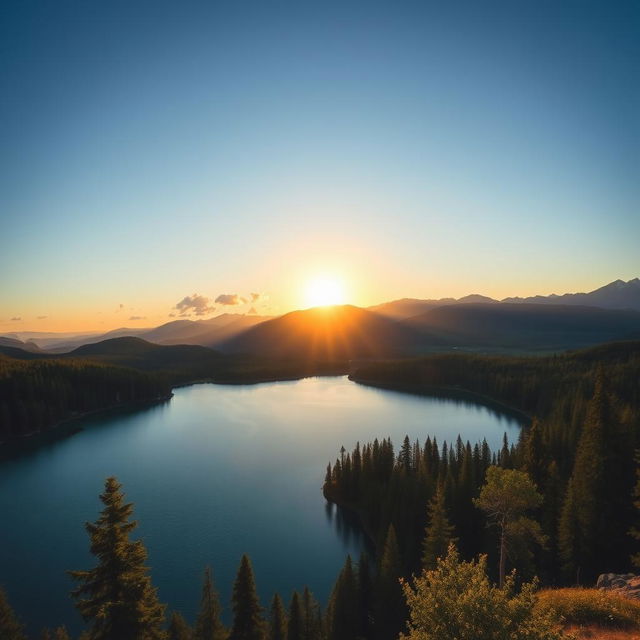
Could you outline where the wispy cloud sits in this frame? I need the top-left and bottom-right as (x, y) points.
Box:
(129, 316), (146, 321)
(247, 306), (258, 315)
(10, 317), (21, 321)
(37, 315), (48, 320)
(250, 292), (261, 302)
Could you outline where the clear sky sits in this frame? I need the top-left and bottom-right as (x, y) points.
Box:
(1, 0), (638, 332)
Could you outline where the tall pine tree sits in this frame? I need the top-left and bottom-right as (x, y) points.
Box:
(68, 477), (166, 640)
(228, 555), (264, 640)
(267, 594), (287, 640)
(286, 592), (302, 640)
(374, 525), (406, 640)
(422, 488), (457, 570)
(194, 567), (226, 640)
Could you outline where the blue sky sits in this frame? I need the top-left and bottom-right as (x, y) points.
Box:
(1, 0), (638, 330)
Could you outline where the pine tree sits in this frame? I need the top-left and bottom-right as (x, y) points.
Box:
(301, 587), (322, 640)
(267, 594), (287, 640)
(194, 567), (225, 640)
(0, 587), (25, 640)
(68, 477), (166, 640)
(558, 378), (613, 582)
(374, 525), (405, 640)
(357, 553), (373, 640)
(286, 592), (303, 640)
(422, 489), (457, 570)
(169, 611), (193, 640)
(327, 555), (359, 640)
(229, 555), (264, 640)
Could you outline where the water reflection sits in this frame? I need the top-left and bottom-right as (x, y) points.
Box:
(324, 500), (375, 557)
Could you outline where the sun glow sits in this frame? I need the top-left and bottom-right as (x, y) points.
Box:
(304, 275), (347, 308)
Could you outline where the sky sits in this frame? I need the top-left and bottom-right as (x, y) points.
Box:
(1, 0), (638, 332)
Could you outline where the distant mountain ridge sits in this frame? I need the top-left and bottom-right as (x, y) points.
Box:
(369, 278), (640, 319)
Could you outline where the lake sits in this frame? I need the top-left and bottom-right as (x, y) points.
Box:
(0, 376), (522, 635)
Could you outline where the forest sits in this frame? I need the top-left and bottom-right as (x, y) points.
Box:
(1, 340), (640, 638)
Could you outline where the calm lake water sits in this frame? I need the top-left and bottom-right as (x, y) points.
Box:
(0, 376), (522, 635)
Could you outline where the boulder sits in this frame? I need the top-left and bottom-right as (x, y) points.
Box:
(597, 573), (640, 599)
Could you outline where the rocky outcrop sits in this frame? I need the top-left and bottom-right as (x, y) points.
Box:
(597, 573), (640, 599)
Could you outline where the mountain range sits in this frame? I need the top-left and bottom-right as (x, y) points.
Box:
(2, 278), (639, 359)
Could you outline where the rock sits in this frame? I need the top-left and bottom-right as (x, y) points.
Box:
(597, 573), (640, 599)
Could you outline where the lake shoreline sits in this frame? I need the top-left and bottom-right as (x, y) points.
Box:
(348, 376), (532, 424)
(0, 393), (174, 454)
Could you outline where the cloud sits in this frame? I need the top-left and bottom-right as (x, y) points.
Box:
(129, 316), (146, 321)
(168, 313), (176, 318)
(250, 292), (261, 302)
(215, 293), (245, 306)
(175, 294), (216, 316)
(247, 306), (257, 315)
(37, 315), (48, 320)
(10, 317), (21, 321)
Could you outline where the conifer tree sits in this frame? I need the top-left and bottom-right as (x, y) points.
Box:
(169, 611), (193, 640)
(194, 567), (225, 640)
(327, 555), (359, 640)
(286, 592), (302, 640)
(357, 553), (373, 640)
(558, 378), (613, 582)
(374, 526), (405, 640)
(69, 477), (166, 640)
(267, 594), (287, 640)
(0, 588), (26, 640)
(229, 555), (264, 640)
(301, 587), (322, 640)
(54, 629), (71, 640)
(422, 488), (457, 570)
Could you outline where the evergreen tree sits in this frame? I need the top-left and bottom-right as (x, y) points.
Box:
(267, 594), (287, 640)
(357, 553), (373, 640)
(229, 555), (264, 640)
(0, 588), (26, 640)
(194, 567), (225, 640)
(286, 592), (303, 640)
(327, 555), (359, 640)
(68, 477), (166, 640)
(558, 378), (615, 582)
(301, 587), (322, 640)
(169, 611), (193, 640)
(374, 525), (405, 640)
(422, 488), (457, 570)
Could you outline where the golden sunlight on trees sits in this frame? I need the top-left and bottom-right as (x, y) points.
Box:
(401, 545), (561, 640)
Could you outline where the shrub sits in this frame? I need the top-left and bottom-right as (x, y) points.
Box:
(401, 545), (561, 640)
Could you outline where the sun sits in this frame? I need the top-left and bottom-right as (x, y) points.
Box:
(304, 275), (347, 308)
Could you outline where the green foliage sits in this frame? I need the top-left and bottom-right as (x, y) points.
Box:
(228, 555), (264, 640)
(326, 555), (359, 640)
(267, 594), (287, 640)
(194, 567), (225, 640)
(374, 526), (406, 640)
(422, 488), (457, 570)
(286, 592), (302, 640)
(474, 466), (546, 588)
(401, 545), (561, 640)
(69, 477), (166, 640)
(0, 354), (170, 443)
(169, 611), (193, 640)
(0, 587), (27, 640)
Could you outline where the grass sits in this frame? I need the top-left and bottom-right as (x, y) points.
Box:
(536, 588), (640, 638)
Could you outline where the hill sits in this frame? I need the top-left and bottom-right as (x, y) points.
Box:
(404, 303), (640, 351)
(220, 305), (435, 360)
